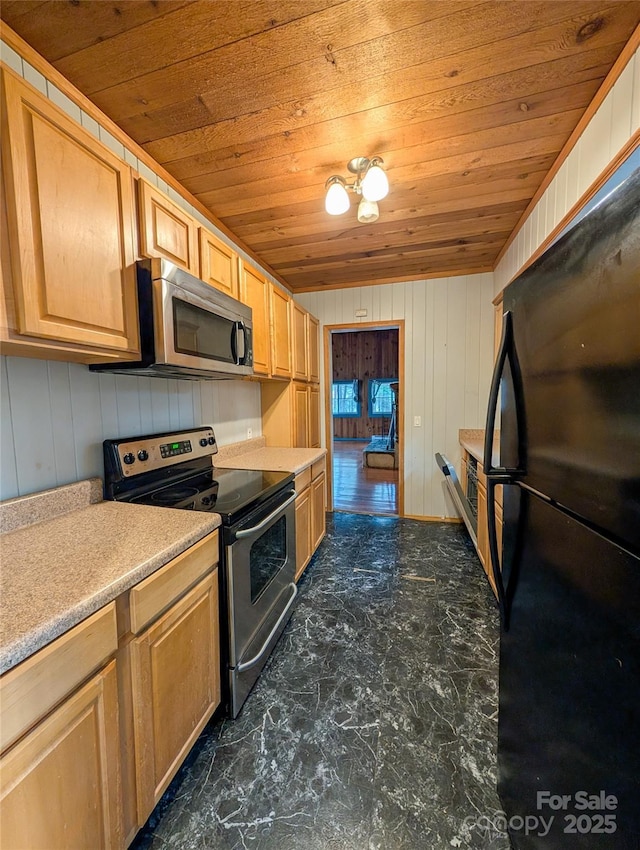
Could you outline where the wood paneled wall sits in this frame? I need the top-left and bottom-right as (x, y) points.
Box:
(298, 274), (495, 519)
(331, 330), (398, 440)
(0, 356), (261, 500)
(494, 46), (639, 292)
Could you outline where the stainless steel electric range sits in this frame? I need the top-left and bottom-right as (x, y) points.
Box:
(103, 427), (297, 717)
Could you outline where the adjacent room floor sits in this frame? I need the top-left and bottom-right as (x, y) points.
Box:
(131, 514), (508, 850)
(332, 440), (398, 515)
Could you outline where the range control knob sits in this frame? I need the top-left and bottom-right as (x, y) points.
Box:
(123, 452), (135, 465)
(208, 436), (215, 445)
(199, 438), (208, 447)
(137, 450), (149, 461)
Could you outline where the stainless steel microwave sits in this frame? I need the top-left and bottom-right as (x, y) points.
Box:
(91, 259), (253, 380)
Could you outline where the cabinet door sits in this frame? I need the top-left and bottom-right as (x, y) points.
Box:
(270, 284), (292, 378)
(307, 314), (320, 383)
(1, 68), (139, 354)
(239, 262), (270, 376)
(311, 472), (326, 552)
(293, 382), (309, 448)
(308, 384), (321, 449)
(138, 178), (198, 274)
(291, 301), (308, 381)
(460, 455), (468, 496)
(295, 487), (312, 581)
(199, 228), (237, 298)
(130, 572), (220, 823)
(0, 661), (122, 850)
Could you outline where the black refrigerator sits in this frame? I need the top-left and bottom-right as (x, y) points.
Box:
(483, 165), (640, 849)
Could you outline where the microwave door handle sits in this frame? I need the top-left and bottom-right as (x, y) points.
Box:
(236, 321), (248, 365)
(230, 322), (239, 364)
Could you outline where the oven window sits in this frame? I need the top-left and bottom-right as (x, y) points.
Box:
(250, 516), (287, 603)
(173, 297), (235, 363)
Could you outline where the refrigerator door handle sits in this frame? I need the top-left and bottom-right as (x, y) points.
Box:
(483, 310), (524, 480)
(487, 477), (509, 628)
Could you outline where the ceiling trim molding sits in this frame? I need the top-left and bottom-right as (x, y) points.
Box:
(294, 265), (494, 293)
(494, 23), (640, 271)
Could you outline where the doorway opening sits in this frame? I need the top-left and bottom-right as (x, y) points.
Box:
(324, 322), (404, 516)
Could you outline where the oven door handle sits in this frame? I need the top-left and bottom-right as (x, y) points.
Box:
(234, 490), (297, 539)
(236, 583), (298, 672)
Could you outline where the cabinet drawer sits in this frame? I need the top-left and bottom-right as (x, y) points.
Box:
(129, 531), (219, 634)
(0, 602), (117, 753)
(294, 467), (311, 494)
(311, 458), (325, 481)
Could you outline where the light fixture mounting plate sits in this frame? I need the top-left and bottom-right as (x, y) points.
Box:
(347, 156), (370, 175)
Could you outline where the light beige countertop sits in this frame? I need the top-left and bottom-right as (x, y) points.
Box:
(0, 479), (220, 675)
(459, 429), (500, 468)
(215, 438), (326, 475)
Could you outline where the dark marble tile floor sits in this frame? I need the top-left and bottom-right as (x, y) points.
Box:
(131, 514), (510, 850)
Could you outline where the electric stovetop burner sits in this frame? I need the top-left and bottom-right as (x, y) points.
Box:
(150, 486), (200, 504)
(130, 467), (292, 521)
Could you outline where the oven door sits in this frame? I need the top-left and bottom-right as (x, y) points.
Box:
(155, 278), (252, 377)
(225, 488), (297, 716)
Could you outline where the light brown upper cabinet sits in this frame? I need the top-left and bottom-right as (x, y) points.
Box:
(0, 66), (139, 360)
(138, 178), (198, 275)
(238, 259), (270, 377)
(291, 300), (308, 381)
(199, 228), (238, 298)
(270, 284), (292, 379)
(307, 314), (320, 383)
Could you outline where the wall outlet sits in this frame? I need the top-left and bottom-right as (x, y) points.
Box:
(247, 428), (253, 439)
(413, 416), (422, 427)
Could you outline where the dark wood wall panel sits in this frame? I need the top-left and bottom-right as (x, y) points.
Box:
(331, 329), (398, 440)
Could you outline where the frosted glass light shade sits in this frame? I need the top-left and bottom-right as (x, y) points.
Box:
(325, 179), (350, 215)
(361, 163), (389, 202)
(357, 198), (379, 223)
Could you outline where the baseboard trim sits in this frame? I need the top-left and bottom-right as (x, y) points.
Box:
(403, 514), (463, 523)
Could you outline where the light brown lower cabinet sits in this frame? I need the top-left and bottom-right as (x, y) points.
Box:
(0, 660), (122, 850)
(295, 486), (312, 581)
(130, 572), (220, 824)
(295, 461), (326, 581)
(460, 448), (502, 597)
(0, 531), (221, 850)
(311, 472), (326, 552)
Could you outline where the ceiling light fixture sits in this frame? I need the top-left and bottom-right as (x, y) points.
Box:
(324, 156), (389, 223)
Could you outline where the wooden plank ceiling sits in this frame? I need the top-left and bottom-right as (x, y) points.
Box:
(2, 1), (638, 292)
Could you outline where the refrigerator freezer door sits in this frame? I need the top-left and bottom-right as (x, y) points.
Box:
(499, 489), (640, 849)
(501, 167), (640, 556)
